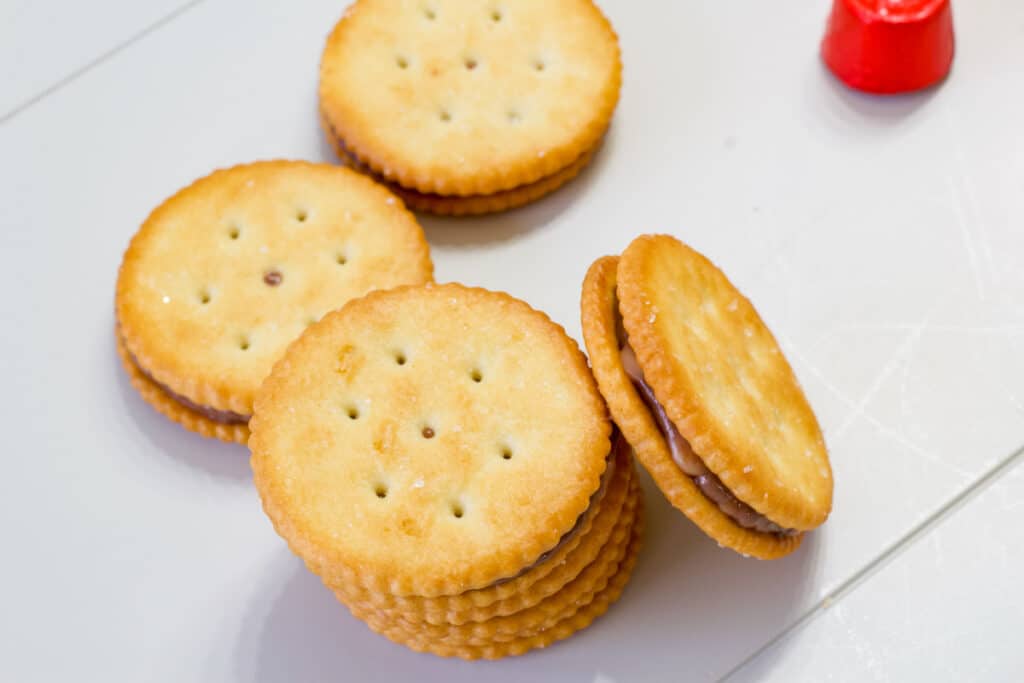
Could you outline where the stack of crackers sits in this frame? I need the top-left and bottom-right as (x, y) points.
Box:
(115, 0), (834, 662)
(251, 284), (643, 658)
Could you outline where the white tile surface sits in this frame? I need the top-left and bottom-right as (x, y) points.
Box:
(0, 0), (195, 119)
(731, 456), (1024, 682)
(1, 0), (1022, 681)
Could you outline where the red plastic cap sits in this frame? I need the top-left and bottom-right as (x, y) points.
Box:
(821, 0), (955, 94)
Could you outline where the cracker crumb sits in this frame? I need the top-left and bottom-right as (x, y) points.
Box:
(743, 465), (753, 473)
(648, 313), (656, 323)
(727, 298), (738, 312)
(413, 479), (424, 488)
(245, 179), (255, 188)
(161, 295), (171, 304)
(744, 327), (753, 337)
(386, 197), (395, 205)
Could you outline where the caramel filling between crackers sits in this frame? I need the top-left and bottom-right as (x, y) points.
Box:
(121, 332), (250, 425)
(321, 115), (583, 202)
(619, 344), (797, 537)
(493, 430), (624, 586)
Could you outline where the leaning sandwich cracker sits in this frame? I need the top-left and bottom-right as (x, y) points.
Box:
(581, 234), (833, 559)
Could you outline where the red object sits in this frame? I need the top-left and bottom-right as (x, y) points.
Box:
(821, 0), (955, 94)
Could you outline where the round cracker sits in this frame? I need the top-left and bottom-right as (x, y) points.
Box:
(115, 161), (433, 419)
(349, 494), (644, 660)
(326, 441), (634, 624)
(615, 235), (833, 531)
(582, 256), (802, 558)
(251, 283), (612, 597)
(115, 329), (249, 444)
(319, 0), (621, 196)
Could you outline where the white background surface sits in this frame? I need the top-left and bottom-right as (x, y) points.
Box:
(1, 1), (1022, 681)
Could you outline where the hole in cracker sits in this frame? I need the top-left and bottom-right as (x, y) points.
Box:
(199, 290), (211, 305)
(263, 270), (283, 286)
(296, 209), (308, 222)
(470, 368), (483, 383)
(439, 109), (452, 123)
(347, 406), (360, 420)
(490, 9), (502, 22)
(451, 501), (465, 518)
(228, 226), (241, 240)
(396, 55), (409, 69)
(421, 426), (435, 439)
(374, 483), (388, 499)
(424, 7), (436, 20)
(336, 253), (348, 265)
(464, 56), (478, 70)
(506, 109), (521, 123)
(239, 336), (251, 351)
(533, 59), (546, 72)
(500, 445), (513, 460)
(395, 351), (407, 366)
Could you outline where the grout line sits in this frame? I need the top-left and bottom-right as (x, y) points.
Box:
(0, 0), (208, 126)
(719, 440), (1024, 682)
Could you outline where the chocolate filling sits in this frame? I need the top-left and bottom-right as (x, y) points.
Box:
(322, 120), (415, 195)
(121, 334), (250, 425)
(492, 430), (624, 586)
(620, 344), (797, 537)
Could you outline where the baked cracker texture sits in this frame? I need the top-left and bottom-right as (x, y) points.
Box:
(340, 478), (639, 646)
(318, 0), (621, 203)
(115, 160), (432, 440)
(582, 235), (833, 558)
(339, 475), (634, 647)
(330, 437), (634, 624)
(617, 235), (833, 530)
(350, 493), (644, 660)
(251, 283), (612, 598)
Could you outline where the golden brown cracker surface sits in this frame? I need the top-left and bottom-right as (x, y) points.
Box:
(319, 0), (621, 196)
(116, 161), (432, 420)
(329, 440), (635, 624)
(348, 493), (644, 660)
(338, 479), (638, 645)
(616, 234), (833, 531)
(251, 283), (612, 597)
(581, 255), (803, 559)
